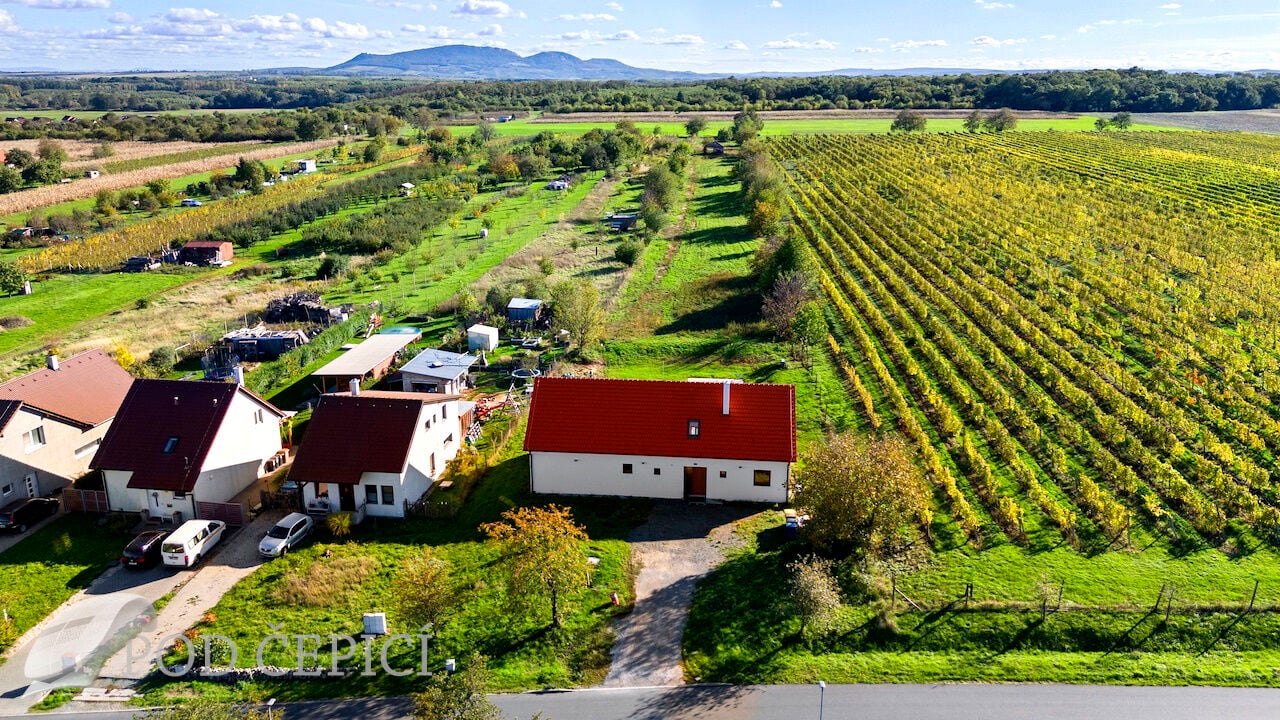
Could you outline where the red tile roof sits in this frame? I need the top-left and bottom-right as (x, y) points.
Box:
(0, 349), (133, 429)
(523, 378), (796, 463)
(90, 379), (284, 492)
(289, 394), (430, 485)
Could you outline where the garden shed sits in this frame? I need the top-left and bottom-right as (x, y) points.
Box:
(467, 324), (499, 352)
(507, 298), (543, 323)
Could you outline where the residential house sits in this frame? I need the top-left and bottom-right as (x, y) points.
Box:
(399, 349), (478, 395)
(0, 350), (134, 501)
(91, 379), (286, 522)
(289, 390), (475, 521)
(524, 377), (796, 503)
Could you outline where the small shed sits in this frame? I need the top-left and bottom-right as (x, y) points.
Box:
(399, 182), (415, 197)
(606, 213), (639, 231)
(181, 240), (234, 266)
(298, 158), (318, 174)
(704, 141), (725, 156)
(85, 169), (100, 179)
(467, 324), (499, 352)
(507, 298), (544, 323)
(400, 349), (478, 395)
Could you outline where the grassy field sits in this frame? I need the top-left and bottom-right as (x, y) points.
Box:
(0, 516), (133, 655)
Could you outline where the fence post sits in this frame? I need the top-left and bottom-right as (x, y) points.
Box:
(891, 576), (896, 611)
(1249, 580), (1259, 613)
(1165, 586), (1175, 623)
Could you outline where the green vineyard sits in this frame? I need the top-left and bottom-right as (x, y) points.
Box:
(776, 131), (1280, 551)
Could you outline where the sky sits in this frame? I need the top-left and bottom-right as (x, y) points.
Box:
(0, 0), (1275, 73)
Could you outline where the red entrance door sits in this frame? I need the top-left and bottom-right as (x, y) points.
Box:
(683, 466), (707, 499)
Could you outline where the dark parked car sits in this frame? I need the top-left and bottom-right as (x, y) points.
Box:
(0, 496), (59, 532)
(120, 530), (167, 569)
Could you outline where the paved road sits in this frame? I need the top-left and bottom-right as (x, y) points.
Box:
(602, 503), (754, 687)
(27, 684), (1280, 720)
(0, 507), (62, 555)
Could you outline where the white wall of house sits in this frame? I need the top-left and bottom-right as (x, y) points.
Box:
(357, 471), (406, 518)
(102, 391), (281, 515)
(0, 408), (111, 497)
(401, 372), (469, 396)
(529, 451), (790, 503)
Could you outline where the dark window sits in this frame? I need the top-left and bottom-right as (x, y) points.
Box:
(687, 419), (700, 438)
(754, 469), (772, 487)
(654, 467), (661, 476)
(719, 470), (727, 478)
(442, 405), (448, 419)
(365, 485), (378, 504)
(381, 486), (395, 505)
(622, 463), (633, 474)
(162, 436), (179, 454)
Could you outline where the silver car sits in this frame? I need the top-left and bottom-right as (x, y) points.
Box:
(258, 512), (314, 558)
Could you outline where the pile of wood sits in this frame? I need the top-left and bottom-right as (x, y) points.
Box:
(264, 292), (329, 323)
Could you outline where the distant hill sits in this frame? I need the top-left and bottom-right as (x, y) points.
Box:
(317, 45), (707, 81)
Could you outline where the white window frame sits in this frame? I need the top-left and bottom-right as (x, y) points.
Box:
(24, 426), (46, 453)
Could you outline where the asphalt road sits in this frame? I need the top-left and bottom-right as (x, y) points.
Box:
(27, 684), (1280, 720)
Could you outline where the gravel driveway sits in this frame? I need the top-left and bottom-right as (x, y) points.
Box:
(602, 502), (757, 688)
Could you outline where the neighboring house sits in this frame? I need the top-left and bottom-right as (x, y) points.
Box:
(507, 298), (543, 323)
(91, 379), (286, 522)
(0, 350), (134, 500)
(467, 324), (499, 352)
(524, 377), (796, 503)
(400, 349), (478, 395)
(181, 240), (234, 265)
(310, 330), (421, 393)
(289, 390), (475, 521)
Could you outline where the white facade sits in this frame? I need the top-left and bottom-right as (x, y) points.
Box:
(103, 391), (283, 517)
(528, 451), (790, 504)
(0, 408), (109, 500)
(467, 324), (499, 352)
(301, 399), (469, 519)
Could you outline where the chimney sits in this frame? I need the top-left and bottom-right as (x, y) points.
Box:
(349, 378), (360, 396)
(46, 353), (59, 372)
(232, 366), (245, 387)
(722, 381), (731, 416)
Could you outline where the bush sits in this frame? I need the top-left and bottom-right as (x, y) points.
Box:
(316, 254), (350, 280)
(614, 238), (644, 266)
(147, 345), (177, 372)
(233, 262), (272, 278)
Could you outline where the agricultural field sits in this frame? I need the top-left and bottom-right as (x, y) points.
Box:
(685, 129), (1280, 686)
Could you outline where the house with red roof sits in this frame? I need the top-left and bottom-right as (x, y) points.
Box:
(523, 377), (797, 503)
(288, 390), (475, 522)
(91, 379), (286, 522)
(0, 350), (134, 501)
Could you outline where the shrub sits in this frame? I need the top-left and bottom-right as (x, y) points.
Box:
(614, 238), (644, 266)
(316, 254), (350, 280)
(233, 263), (272, 278)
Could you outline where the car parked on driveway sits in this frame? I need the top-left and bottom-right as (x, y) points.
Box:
(259, 512), (313, 558)
(161, 519), (226, 568)
(120, 530), (167, 569)
(0, 496), (59, 533)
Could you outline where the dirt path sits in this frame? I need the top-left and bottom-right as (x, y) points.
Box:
(602, 502), (754, 688)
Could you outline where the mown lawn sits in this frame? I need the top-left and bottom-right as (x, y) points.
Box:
(0, 515), (132, 654)
(136, 421), (650, 702)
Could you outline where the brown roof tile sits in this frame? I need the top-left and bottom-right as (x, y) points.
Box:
(0, 349), (133, 429)
(289, 394), (432, 485)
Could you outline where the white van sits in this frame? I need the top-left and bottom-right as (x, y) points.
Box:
(161, 520), (227, 568)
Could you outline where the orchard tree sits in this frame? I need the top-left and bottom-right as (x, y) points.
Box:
(36, 138), (67, 163)
(791, 301), (827, 353)
(136, 698), (275, 720)
(890, 109), (927, 133)
(1095, 117), (1110, 131)
(0, 261), (27, 296)
(684, 116), (707, 138)
(963, 110), (983, 133)
(413, 653), (504, 720)
(762, 271), (815, 341)
(5, 148), (34, 169)
(550, 279), (606, 355)
(482, 505), (590, 628)
(983, 108), (1018, 132)
(1109, 111), (1133, 130)
(394, 547), (458, 632)
(362, 136), (386, 163)
(789, 555), (842, 638)
(0, 165), (21, 194)
(794, 433), (930, 558)
(475, 120), (498, 142)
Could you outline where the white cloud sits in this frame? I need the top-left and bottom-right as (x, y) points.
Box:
(0, 0), (109, 8)
(0, 9), (15, 31)
(852, 46), (882, 53)
(166, 7), (219, 23)
(1160, 3), (1180, 8)
(1039, 33), (1056, 39)
(304, 18), (370, 39)
(974, 0), (1014, 8)
(453, 0), (516, 17)
(723, 39), (748, 50)
(605, 1), (622, 9)
(891, 38), (948, 49)
(478, 23), (502, 36)
(559, 29), (595, 41)
(558, 13), (614, 21)
(769, 0), (782, 7)
(648, 33), (703, 45)
(971, 35), (1025, 46)
(762, 37), (838, 50)
(367, 0), (435, 10)
(107, 10), (129, 22)
(1078, 18), (1138, 32)
(607, 29), (639, 40)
